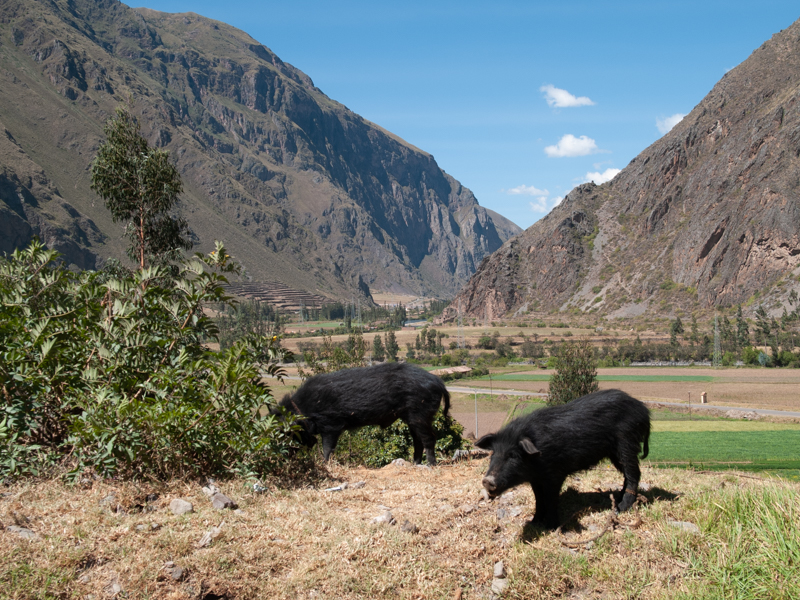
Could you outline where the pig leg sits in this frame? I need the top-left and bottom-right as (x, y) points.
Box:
(410, 430), (424, 465)
(615, 447), (641, 512)
(321, 431), (341, 462)
(409, 421), (437, 466)
(531, 481), (562, 529)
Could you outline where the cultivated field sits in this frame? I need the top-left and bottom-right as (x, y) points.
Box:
(463, 367), (800, 413)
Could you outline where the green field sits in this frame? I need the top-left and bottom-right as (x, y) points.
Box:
(648, 430), (800, 480)
(480, 373), (716, 382)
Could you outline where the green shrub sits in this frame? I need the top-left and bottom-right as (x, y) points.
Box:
(0, 241), (301, 481)
(337, 410), (468, 468)
(742, 346), (760, 365)
(547, 339), (598, 405)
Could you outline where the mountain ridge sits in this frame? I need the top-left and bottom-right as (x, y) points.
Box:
(0, 0), (521, 301)
(445, 18), (800, 321)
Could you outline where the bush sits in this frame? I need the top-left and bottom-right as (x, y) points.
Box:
(547, 339), (598, 405)
(742, 346), (760, 365)
(337, 410), (468, 468)
(0, 241), (301, 481)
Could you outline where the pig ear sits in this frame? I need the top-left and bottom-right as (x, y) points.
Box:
(519, 437), (540, 456)
(475, 433), (496, 450)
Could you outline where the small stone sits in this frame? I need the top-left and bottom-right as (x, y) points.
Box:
(507, 507), (522, 518)
(385, 458), (409, 468)
(349, 481), (366, 489)
(415, 464), (432, 470)
(372, 511), (395, 525)
(493, 561), (505, 578)
(7, 525), (38, 540)
(233, 509), (245, 516)
(400, 520), (418, 534)
(211, 492), (237, 510)
(164, 561), (175, 568)
(496, 508), (507, 520)
(481, 489), (491, 502)
(253, 482), (268, 493)
(458, 504), (476, 514)
(170, 566), (185, 581)
(170, 499), (193, 516)
(668, 520), (700, 533)
(150, 523), (161, 531)
(135, 524), (147, 532)
(195, 521), (225, 548)
(639, 482), (651, 492)
(491, 577), (509, 595)
(202, 483), (220, 497)
(110, 582), (122, 596)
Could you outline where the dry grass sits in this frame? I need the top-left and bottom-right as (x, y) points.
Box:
(3, 461), (798, 599)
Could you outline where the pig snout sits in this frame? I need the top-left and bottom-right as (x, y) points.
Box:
(482, 475), (498, 495)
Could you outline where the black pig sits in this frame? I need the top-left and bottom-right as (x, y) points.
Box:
(278, 362), (450, 465)
(475, 389), (650, 529)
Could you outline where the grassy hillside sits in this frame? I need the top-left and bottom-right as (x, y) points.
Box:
(1, 462), (798, 599)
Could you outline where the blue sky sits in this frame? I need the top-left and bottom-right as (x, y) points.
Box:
(137, 1), (799, 230)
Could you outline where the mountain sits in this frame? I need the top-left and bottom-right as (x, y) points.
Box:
(0, 0), (520, 302)
(446, 18), (800, 321)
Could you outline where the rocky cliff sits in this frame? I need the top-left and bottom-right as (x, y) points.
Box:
(448, 18), (800, 321)
(0, 0), (520, 300)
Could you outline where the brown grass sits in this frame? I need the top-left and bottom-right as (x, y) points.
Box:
(3, 461), (797, 599)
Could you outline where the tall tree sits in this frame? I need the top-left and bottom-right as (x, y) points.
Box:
(384, 330), (400, 362)
(736, 305), (749, 349)
(372, 334), (385, 362)
(91, 106), (192, 269)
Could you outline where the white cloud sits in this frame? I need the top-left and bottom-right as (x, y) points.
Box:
(529, 194), (564, 214)
(584, 168), (621, 184)
(540, 84), (595, 108)
(545, 134), (599, 158)
(529, 196), (550, 213)
(506, 184), (549, 196)
(656, 113), (685, 135)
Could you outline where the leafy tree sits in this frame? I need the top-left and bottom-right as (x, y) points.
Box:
(426, 327), (437, 353)
(477, 335), (494, 349)
(91, 106), (192, 269)
(690, 314), (699, 342)
(670, 316), (684, 346)
(372, 334), (385, 362)
(384, 330), (400, 361)
(736, 305), (750, 349)
(755, 305), (771, 345)
(547, 339), (598, 405)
